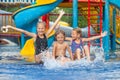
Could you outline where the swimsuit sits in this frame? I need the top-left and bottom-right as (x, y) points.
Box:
(71, 39), (84, 54)
(55, 55), (67, 59)
(55, 55), (67, 60)
(35, 34), (48, 55)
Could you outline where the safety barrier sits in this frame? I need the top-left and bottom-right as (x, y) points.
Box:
(0, 0), (35, 3)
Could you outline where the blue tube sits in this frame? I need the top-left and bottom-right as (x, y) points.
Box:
(73, 0), (78, 28)
(111, 8), (116, 51)
(21, 33), (25, 48)
(103, 0), (110, 60)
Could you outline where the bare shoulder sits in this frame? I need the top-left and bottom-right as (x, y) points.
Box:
(33, 35), (37, 42)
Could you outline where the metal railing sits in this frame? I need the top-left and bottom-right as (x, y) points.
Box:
(0, 0), (35, 3)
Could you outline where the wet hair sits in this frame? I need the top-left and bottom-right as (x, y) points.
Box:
(55, 29), (65, 40)
(73, 28), (82, 36)
(37, 21), (46, 28)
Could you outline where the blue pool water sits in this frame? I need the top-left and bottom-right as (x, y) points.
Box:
(0, 46), (120, 80)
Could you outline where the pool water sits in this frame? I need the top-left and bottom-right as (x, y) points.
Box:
(0, 46), (120, 80)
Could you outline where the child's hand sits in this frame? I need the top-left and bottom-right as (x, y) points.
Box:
(1, 26), (8, 33)
(59, 10), (65, 15)
(101, 31), (107, 37)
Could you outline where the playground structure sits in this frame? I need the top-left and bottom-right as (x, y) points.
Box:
(0, 0), (120, 61)
(0, 10), (21, 44)
(0, 0), (35, 45)
(0, 10), (13, 26)
(0, 0), (34, 11)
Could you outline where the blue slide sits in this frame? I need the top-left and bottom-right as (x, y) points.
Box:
(109, 0), (120, 9)
(12, 0), (63, 47)
(13, 0), (63, 32)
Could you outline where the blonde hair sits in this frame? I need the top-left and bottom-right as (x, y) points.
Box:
(73, 28), (82, 36)
(37, 21), (46, 28)
(55, 30), (65, 40)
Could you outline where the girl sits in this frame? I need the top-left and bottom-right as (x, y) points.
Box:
(1, 10), (65, 63)
(52, 30), (73, 64)
(66, 28), (107, 61)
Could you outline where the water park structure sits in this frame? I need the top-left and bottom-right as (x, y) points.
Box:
(0, 0), (120, 61)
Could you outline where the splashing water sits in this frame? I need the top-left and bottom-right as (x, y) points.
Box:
(39, 46), (105, 69)
(39, 51), (63, 69)
(91, 46), (105, 62)
(0, 45), (120, 80)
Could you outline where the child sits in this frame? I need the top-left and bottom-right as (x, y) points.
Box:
(66, 28), (107, 61)
(52, 30), (73, 64)
(1, 10), (65, 63)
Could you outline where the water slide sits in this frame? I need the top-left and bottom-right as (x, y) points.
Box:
(116, 17), (120, 44)
(13, 0), (63, 31)
(12, 0), (63, 62)
(109, 0), (120, 44)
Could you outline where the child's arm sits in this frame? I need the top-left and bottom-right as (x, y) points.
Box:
(52, 42), (57, 59)
(46, 10), (65, 38)
(83, 31), (107, 42)
(66, 44), (73, 60)
(65, 37), (72, 41)
(5, 25), (36, 38)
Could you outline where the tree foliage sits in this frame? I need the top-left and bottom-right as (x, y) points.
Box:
(50, 7), (87, 28)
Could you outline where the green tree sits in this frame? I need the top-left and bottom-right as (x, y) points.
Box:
(50, 7), (87, 28)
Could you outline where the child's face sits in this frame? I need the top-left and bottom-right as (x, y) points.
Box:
(71, 30), (80, 40)
(37, 23), (45, 35)
(56, 33), (65, 44)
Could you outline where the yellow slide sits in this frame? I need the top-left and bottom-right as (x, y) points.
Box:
(20, 38), (35, 62)
(116, 17), (120, 38)
(36, 0), (56, 5)
(116, 16), (120, 44)
(20, 30), (55, 62)
(116, 39), (120, 44)
(110, 6), (120, 44)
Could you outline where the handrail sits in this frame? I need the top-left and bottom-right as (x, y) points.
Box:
(0, 0), (35, 3)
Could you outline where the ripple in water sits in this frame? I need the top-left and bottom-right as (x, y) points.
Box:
(0, 46), (120, 80)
